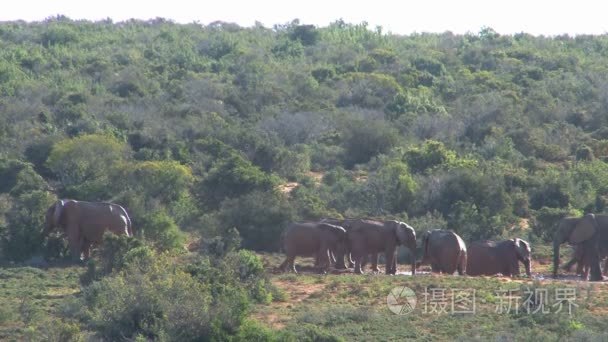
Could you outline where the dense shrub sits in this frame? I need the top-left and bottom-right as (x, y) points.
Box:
(216, 190), (296, 251)
(82, 258), (216, 341)
(1, 190), (55, 261)
(341, 119), (400, 168)
(80, 233), (146, 284)
(138, 211), (186, 251)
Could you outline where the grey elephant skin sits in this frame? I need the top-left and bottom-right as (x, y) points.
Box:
(319, 218), (356, 269)
(44, 199), (133, 261)
(347, 219), (416, 275)
(419, 230), (467, 275)
(279, 222), (347, 273)
(562, 242), (608, 279)
(553, 213), (608, 281)
(467, 238), (531, 277)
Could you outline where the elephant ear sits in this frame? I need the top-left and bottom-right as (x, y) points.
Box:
(513, 238), (531, 256)
(53, 200), (65, 226)
(395, 222), (410, 245)
(385, 221), (406, 244)
(569, 214), (597, 244)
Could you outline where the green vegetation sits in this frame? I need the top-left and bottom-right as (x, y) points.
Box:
(2, 17), (608, 340)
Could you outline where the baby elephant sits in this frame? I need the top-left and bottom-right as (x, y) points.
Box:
(279, 222), (347, 273)
(467, 238), (531, 277)
(418, 230), (467, 275)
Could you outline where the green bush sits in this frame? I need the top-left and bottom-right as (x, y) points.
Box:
(46, 134), (129, 199)
(187, 250), (273, 305)
(1, 190), (55, 261)
(216, 190), (296, 251)
(404, 140), (468, 174)
(80, 233), (144, 285)
(139, 212), (186, 251)
(197, 152), (278, 209)
(341, 119), (400, 168)
(82, 257), (216, 341)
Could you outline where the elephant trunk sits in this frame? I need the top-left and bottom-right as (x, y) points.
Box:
(523, 258), (531, 277)
(409, 240), (416, 275)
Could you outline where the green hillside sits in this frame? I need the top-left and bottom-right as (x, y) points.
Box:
(2, 17), (608, 340)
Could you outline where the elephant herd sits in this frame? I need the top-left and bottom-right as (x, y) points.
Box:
(279, 218), (533, 278)
(39, 198), (608, 282)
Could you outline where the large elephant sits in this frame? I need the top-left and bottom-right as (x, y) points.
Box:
(553, 213), (608, 281)
(466, 238), (532, 277)
(43, 199), (133, 261)
(418, 230), (467, 275)
(347, 219), (417, 275)
(279, 222), (347, 273)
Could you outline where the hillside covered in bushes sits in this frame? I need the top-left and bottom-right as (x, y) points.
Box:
(2, 17), (608, 260)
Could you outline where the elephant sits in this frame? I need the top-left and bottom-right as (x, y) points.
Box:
(466, 238), (532, 277)
(317, 218), (357, 269)
(43, 199), (133, 261)
(347, 219), (417, 275)
(418, 230), (467, 275)
(562, 243), (608, 280)
(279, 222), (348, 273)
(553, 213), (608, 281)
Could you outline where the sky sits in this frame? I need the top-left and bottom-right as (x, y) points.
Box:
(1, 0), (607, 36)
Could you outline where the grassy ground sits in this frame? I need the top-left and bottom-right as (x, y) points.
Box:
(1, 248), (607, 341)
(0, 264), (83, 340)
(254, 253), (608, 341)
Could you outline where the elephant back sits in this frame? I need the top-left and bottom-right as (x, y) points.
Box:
(426, 230), (466, 257)
(282, 222), (324, 255)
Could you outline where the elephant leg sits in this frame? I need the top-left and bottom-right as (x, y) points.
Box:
(317, 248), (331, 273)
(353, 253), (363, 274)
(371, 254), (380, 273)
(576, 262), (584, 276)
(280, 255), (297, 273)
(354, 260), (363, 274)
(81, 240), (92, 260)
(66, 225), (82, 262)
(587, 240), (604, 281)
(458, 253), (467, 276)
(334, 253), (347, 269)
(313, 252), (322, 267)
(385, 248), (395, 275)
(562, 257), (578, 272)
(390, 253), (398, 275)
(279, 256), (290, 272)
(333, 243), (350, 269)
